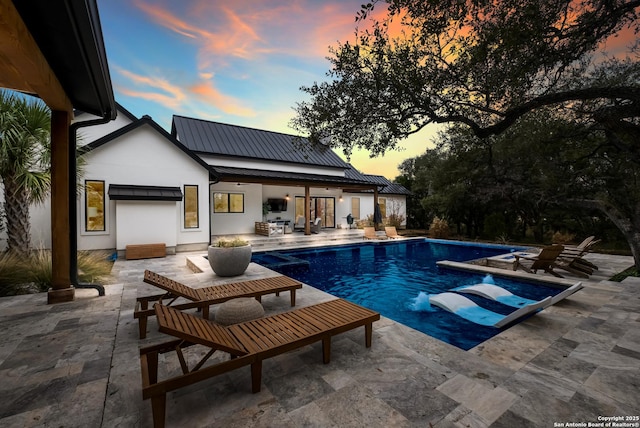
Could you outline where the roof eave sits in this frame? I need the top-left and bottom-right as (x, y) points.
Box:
(13, 0), (116, 119)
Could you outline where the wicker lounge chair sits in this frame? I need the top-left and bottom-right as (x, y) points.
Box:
(363, 226), (387, 240)
(134, 270), (302, 338)
(140, 299), (380, 428)
(385, 226), (402, 239)
(311, 217), (322, 233)
(513, 244), (565, 277)
(293, 215), (305, 231)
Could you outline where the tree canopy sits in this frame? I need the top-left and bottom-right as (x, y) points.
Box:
(292, 0), (640, 158)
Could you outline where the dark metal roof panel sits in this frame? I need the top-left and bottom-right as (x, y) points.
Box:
(108, 184), (183, 201)
(363, 174), (393, 186)
(213, 166), (374, 186)
(172, 116), (348, 168)
(380, 183), (412, 195)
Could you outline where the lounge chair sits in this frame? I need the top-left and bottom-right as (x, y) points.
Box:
(549, 282), (584, 305)
(311, 217), (322, 233)
(429, 292), (551, 328)
(453, 281), (584, 308)
(560, 236), (596, 253)
(557, 238), (600, 273)
(134, 270), (302, 339)
(453, 283), (541, 308)
(363, 226), (387, 240)
(513, 244), (565, 277)
(551, 252), (591, 277)
(293, 215), (305, 231)
(385, 226), (402, 239)
(140, 299), (380, 428)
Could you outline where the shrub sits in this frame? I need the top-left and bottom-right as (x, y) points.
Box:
(356, 215), (375, 228)
(77, 251), (114, 283)
(429, 216), (450, 239)
(214, 237), (249, 247)
(0, 249), (113, 296)
(0, 251), (31, 296)
(551, 231), (576, 244)
(386, 213), (406, 228)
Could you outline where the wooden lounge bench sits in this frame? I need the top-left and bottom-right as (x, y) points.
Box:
(134, 270), (302, 339)
(140, 299), (380, 428)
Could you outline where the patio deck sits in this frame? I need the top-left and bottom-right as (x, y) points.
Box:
(0, 238), (638, 427)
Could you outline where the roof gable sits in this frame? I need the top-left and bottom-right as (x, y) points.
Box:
(171, 116), (349, 169)
(82, 115), (215, 176)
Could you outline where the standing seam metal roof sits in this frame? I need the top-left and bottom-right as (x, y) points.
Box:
(172, 115), (349, 168)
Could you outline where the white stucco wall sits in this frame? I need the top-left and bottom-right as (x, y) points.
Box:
(79, 124), (211, 251)
(74, 110), (134, 146)
(115, 201), (176, 249)
(210, 182), (262, 235)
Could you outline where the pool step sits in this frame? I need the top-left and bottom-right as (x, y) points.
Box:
(256, 252), (310, 269)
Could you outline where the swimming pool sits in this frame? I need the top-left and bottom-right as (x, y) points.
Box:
(251, 239), (562, 350)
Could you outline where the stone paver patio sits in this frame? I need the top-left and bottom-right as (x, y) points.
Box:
(0, 237), (639, 427)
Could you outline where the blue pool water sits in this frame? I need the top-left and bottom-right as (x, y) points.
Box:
(252, 239), (562, 350)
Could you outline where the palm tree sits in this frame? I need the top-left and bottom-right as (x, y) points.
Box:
(0, 90), (51, 254)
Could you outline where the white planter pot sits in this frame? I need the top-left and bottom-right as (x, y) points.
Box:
(207, 244), (252, 277)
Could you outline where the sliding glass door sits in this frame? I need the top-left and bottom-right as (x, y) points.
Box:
(295, 196), (335, 228)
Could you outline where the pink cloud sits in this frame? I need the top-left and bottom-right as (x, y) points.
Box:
(115, 66), (254, 117)
(133, 0), (368, 68)
(116, 67), (186, 109)
(190, 81), (255, 117)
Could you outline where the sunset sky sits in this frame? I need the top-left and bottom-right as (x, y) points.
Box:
(98, 0), (439, 179)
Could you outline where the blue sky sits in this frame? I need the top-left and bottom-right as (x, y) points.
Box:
(98, 0), (438, 179)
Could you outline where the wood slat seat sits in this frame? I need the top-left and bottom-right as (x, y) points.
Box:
(134, 270), (302, 338)
(140, 299), (380, 428)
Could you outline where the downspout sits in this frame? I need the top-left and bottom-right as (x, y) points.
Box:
(69, 114), (113, 296)
(208, 171), (219, 245)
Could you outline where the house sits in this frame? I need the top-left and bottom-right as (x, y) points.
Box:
(11, 104), (409, 256)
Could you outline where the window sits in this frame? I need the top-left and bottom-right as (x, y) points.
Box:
(213, 192), (244, 213)
(85, 180), (105, 231)
(378, 197), (387, 218)
(184, 185), (199, 228)
(351, 197), (360, 219)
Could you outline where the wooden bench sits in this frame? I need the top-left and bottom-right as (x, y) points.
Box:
(125, 243), (166, 260)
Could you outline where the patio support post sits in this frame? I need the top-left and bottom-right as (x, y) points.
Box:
(48, 109), (74, 304)
(374, 188), (379, 231)
(305, 186), (311, 235)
